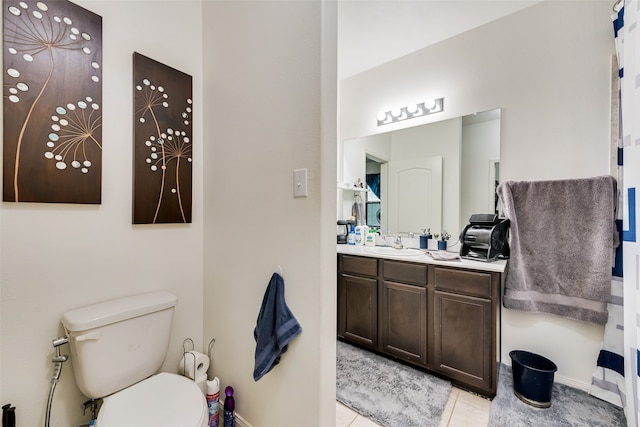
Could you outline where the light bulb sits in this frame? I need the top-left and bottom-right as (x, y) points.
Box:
(376, 111), (387, 122)
(424, 98), (436, 110)
(391, 107), (401, 118)
(407, 103), (418, 114)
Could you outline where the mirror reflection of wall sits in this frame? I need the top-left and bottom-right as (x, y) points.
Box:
(460, 111), (501, 226)
(339, 109), (500, 236)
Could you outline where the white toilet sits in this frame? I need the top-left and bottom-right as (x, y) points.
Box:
(61, 291), (208, 427)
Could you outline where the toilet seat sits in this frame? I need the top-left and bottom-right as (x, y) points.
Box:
(97, 372), (208, 427)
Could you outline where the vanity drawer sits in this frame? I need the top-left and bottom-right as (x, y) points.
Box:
(434, 266), (492, 298)
(340, 255), (378, 277)
(383, 260), (428, 286)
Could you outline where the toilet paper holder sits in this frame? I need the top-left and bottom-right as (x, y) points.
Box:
(207, 337), (216, 363)
(180, 337), (216, 382)
(182, 338), (196, 381)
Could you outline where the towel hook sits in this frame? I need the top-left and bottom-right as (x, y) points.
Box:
(277, 265), (283, 276)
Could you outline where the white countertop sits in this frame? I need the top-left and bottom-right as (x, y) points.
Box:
(337, 244), (507, 273)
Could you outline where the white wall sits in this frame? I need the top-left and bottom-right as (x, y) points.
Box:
(0, 1), (204, 426)
(340, 1), (614, 390)
(202, 1), (337, 426)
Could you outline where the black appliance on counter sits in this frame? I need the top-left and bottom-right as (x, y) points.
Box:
(337, 220), (355, 244)
(460, 214), (510, 262)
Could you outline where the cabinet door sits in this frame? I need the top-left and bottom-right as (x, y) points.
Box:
(433, 290), (493, 393)
(338, 274), (378, 348)
(381, 281), (427, 366)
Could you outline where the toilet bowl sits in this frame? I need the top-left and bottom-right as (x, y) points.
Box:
(97, 372), (208, 427)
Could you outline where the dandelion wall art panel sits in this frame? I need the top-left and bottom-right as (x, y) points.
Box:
(133, 52), (192, 224)
(2, 0), (102, 203)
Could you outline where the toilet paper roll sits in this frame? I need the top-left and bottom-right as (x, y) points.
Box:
(195, 373), (207, 395)
(178, 351), (210, 380)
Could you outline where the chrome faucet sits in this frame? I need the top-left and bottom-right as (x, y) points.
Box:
(392, 235), (403, 249)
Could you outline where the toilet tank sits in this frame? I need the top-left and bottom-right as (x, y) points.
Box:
(61, 291), (178, 399)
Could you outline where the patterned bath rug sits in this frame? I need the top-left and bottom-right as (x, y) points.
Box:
(336, 340), (451, 427)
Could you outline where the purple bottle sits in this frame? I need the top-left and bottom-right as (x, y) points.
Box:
(223, 386), (235, 427)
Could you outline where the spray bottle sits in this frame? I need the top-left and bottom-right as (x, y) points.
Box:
(206, 377), (220, 427)
(223, 386), (235, 427)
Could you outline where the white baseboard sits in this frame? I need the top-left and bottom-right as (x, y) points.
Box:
(217, 402), (252, 427)
(234, 413), (252, 427)
(554, 373), (591, 393)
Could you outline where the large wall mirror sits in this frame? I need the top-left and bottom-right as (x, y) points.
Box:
(339, 108), (500, 238)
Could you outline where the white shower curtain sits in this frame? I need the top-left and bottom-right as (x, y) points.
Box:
(613, 2), (640, 426)
(590, 4), (626, 410)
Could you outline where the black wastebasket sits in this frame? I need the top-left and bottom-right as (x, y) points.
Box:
(509, 350), (557, 408)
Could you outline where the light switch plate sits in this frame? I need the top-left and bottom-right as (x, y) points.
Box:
(293, 168), (308, 197)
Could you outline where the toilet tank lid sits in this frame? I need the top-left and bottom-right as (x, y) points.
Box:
(61, 291), (178, 332)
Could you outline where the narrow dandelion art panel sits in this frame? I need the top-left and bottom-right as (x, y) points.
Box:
(133, 52), (193, 224)
(2, 0), (102, 203)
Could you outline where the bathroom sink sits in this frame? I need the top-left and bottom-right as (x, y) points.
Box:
(365, 247), (424, 257)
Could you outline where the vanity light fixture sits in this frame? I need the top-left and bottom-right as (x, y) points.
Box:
(376, 97), (444, 126)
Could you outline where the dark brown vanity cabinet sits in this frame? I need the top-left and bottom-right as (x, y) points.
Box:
(432, 266), (500, 396)
(337, 254), (501, 397)
(337, 255), (379, 348)
(380, 260), (428, 366)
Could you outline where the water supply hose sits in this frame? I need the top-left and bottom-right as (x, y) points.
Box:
(45, 336), (68, 427)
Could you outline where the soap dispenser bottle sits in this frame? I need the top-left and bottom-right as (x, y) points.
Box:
(355, 225), (368, 246)
(347, 225), (356, 245)
(365, 229), (376, 247)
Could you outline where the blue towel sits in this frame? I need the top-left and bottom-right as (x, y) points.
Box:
(253, 273), (302, 381)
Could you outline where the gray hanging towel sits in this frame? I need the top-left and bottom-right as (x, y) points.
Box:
(497, 175), (619, 325)
(253, 272), (302, 381)
(352, 194), (365, 225)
